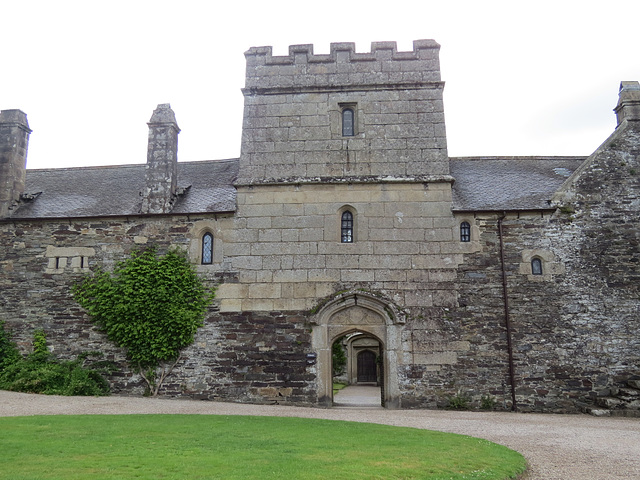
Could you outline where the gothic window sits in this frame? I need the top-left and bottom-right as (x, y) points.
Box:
(531, 257), (543, 275)
(342, 108), (354, 137)
(341, 210), (354, 243)
(202, 232), (213, 265)
(460, 221), (471, 242)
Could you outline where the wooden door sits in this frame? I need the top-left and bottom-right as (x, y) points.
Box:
(357, 350), (377, 383)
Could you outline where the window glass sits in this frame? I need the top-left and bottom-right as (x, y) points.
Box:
(531, 258), (543, 275)
(460, 222), (471, 242)
(342, 108), (354, 136)
(202, 233), (213, 264)
(341, 211), (353, 243)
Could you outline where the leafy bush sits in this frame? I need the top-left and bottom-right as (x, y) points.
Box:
(0, 329), (111, 396)
(446, 391), (471, 410)
(73, 247), (214, 395)
(481, 395), (497, 410)
(0, 320), (20, 371)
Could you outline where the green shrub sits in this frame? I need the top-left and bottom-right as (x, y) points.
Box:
(0, 329), (111, 396)
(481, 395), (497, 410)
(31, 329), (48, 358)
(446, 391), (470, 410)
(0, 321), (20, 372)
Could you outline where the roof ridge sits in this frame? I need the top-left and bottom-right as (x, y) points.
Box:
(25, 157), (240, 173)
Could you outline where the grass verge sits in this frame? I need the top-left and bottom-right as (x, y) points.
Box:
(333, 382), (347, 396)
(0, 414), (526, 479)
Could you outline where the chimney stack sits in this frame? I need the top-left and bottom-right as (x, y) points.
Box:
(0, 109), (32, 218)
(614, 81), (640, 127)
(140, 104), (180, 214)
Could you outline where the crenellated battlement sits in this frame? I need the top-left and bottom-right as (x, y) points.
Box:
(245, 40), (440, 64)
(244, 40), (442, 92)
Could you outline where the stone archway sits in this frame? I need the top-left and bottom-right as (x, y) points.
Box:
(310, 290), (405, 408)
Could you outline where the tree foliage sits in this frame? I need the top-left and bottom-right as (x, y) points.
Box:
(332, 337), (347, 376)
(73, 247), (214, 395)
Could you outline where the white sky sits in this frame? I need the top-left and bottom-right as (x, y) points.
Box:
(2, 0), (639, 170)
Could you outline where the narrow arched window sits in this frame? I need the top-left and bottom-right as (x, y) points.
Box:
(460, 222), (471, 242)
(531, 257), (543, 275)
(341, 211), (354, 243)
(342, 108), (354, 137)
(202, 232), (213, 265)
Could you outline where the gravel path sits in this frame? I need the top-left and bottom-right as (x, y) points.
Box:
(1, 390), (639, 479)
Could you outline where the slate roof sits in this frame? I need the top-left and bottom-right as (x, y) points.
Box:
(10, 159), (238, 219)
(8, 156), (587, 219)
(450, 156), (586, 211)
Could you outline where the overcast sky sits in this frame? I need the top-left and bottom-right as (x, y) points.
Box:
(2, 0), (639, 170)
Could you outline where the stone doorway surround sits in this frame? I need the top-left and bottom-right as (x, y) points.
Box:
(310, 290), (405, 408)
(340, 332), (381, 385)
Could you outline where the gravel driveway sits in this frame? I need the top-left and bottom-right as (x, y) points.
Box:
(1, 390), (639, 479)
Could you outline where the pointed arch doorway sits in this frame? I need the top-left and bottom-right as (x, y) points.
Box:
(310, 291), (405, 408)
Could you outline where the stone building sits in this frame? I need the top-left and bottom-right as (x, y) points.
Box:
(1, 40), (638, 413)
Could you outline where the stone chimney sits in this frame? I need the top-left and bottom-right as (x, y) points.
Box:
(0, 109), (32, 218)
(614, 81), (640, 126)
(140, 104), (180, 214)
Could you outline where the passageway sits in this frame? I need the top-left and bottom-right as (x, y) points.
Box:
(333, 385), (382, 408)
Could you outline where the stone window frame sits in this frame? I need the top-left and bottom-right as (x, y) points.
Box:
(338, 205), (356, 243)
(201, 232), (214, 265)
(44, 246), (94, 274)
(519, 249), (564, 281)
(189, 221), (222, 267)
(452, 216), (481, 253)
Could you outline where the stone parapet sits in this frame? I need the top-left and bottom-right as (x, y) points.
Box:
(244, 40), (442, 92)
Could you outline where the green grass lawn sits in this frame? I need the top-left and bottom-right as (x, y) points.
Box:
(0, 414), (526, 480)
(333, 381), (348, 396)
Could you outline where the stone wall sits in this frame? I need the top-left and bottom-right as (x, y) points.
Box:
(1, 184), (638, 410)
(239, 40), (448, 183)
(219, 181), (466, 313)
(171, 310), (315, 404)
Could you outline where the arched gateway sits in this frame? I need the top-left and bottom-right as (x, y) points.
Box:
(310, 291), (405, 408)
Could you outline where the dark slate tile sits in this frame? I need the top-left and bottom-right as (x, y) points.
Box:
(450, 157), (586, 211)
(11, 159), (238, 219)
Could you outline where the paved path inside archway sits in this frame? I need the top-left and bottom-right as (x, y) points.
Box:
(333, 385), (382, 408)
(1, 390), (639, 479)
